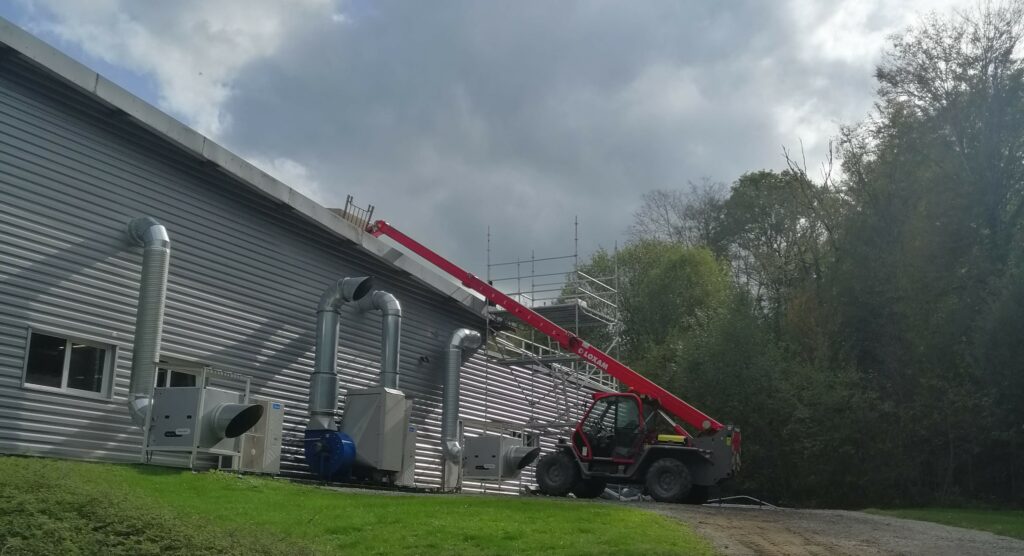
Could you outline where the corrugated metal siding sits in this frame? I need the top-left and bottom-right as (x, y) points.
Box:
(0, 53), (597, 489)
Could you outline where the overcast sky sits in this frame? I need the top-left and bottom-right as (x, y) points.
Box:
(2, 1), (971, 277)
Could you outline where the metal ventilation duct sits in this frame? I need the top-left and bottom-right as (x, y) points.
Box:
(357, 290), (402, 389)
(126, 216), (170, 428)
(210, 402), (265, 438)
(308, 276), (373, 431)
(442, 328), (482, 461)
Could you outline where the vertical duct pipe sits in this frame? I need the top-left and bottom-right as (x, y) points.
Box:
(308, 276), (373, 430)
(442, 328), (482, 461)
(357, 290), (402, 389)
(126, 217), (170, 428)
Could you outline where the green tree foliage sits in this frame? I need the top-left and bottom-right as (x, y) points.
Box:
(829, 2), (1024, 505)
(594, 2), (1024, 507)
(618, 242), (730, 369)
(716, 170), (834, 323)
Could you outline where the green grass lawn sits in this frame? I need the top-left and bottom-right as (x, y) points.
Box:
(0, 456), (712, 556)
(866, 508), (1024, 540)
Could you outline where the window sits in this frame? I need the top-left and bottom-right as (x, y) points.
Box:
(582, 397), (619, 436)
(155, 367), (197, 388)
(576, 395), (646, 459)
(23, 331), (113, 397)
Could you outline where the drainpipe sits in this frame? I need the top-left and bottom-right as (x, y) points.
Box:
(308, 276), (373, 430)
(357, 290), (402, 389)
(442, 328), (482, 461)
(126, 217), (170, 428)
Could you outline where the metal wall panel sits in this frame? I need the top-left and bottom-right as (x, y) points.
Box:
(0, 53), (598, 489)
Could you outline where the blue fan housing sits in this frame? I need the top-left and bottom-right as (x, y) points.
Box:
(304, 429), (356, 480)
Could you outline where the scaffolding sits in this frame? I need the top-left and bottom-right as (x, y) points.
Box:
(333, 198), (620, 427)
(483, 217), (622, 426)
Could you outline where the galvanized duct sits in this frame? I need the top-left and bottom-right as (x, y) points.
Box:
(442, 328), (482, 461)
(126, 217), (170, 428)
(308, 276), (373, 430)
(357, 290), (402, 389)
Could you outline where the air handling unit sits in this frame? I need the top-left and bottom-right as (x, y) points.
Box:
(125, 217), (265, 468)
(144, 362), (265, 468)
(303, 276), (417, 487)
(340, 386), (416, 486)
(441, 328), (540, 487)
(462, 433), (540, 481)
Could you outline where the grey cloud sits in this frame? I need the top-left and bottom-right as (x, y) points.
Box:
(220, 1), (890, 271)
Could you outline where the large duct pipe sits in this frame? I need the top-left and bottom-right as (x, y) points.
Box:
(126, 217), (170, 428)
(308, 276), (374, 430)
(442, 328), (482, 461)
(357, 290), (402, 389)
(210, 402), (265, 439)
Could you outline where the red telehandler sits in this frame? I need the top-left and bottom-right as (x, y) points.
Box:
(368, 220), (741, 503)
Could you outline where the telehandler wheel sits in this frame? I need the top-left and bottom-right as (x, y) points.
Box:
(645, 458), (692, 503)
(536, 451), (579, 497)
(572, 478), (607, 499)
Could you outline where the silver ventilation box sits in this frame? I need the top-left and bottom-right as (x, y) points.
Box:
(147, 386), (263, 453)
(340, 386), (416, 486)
(143, 363), (264, 466)
(462, 435), (541, 481)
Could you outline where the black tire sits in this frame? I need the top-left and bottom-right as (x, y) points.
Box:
(572, 478), (607, 499)
(644, 458), (692, 503)
(684, 484), (710, 505)
(536, 451), (579, 497)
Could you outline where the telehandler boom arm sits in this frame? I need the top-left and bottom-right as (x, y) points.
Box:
(367, 220), (724, 435)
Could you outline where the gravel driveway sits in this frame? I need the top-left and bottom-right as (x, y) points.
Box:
(636, 503), (1024, 555)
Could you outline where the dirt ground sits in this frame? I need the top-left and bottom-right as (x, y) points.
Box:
(638, 502), (1024, 556)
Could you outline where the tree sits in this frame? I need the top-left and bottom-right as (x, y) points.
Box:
(829, 1), (1024, 503)
(875, 2), (1024, 260)
(715, 170), (832, 323)
(629, 179), (727, 249)
(573, 2), (1024, 508)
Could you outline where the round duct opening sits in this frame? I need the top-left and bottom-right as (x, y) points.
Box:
(342, 276), (374, 302)
(215, 403), (266, 438)
(507, 445), (541, 470)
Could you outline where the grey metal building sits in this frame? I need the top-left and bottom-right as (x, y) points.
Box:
(0, 18), (595, 491)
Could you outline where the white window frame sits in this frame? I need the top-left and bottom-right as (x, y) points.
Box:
(21, 326), (117, 400)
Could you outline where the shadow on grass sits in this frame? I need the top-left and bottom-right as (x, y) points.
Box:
(122, 463), (195, 477)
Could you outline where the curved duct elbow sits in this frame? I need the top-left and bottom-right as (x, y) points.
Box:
(308, 276), (374, 431)
(442, 328), (482, 461)
(357, 290), (402, 389)
(318, 276), (374, 313)
(126, 217), (170, 428)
